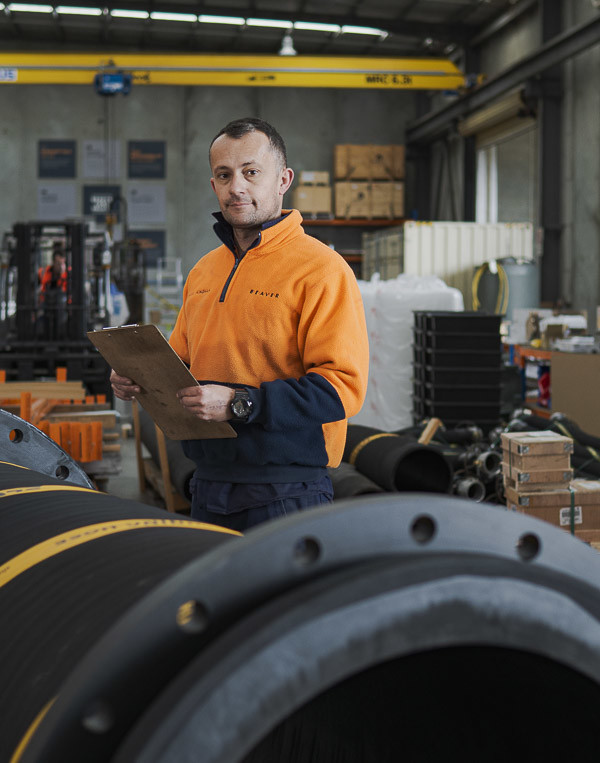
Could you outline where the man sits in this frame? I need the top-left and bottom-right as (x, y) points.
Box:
(39, 247), (67, 298)
(112, 117), (369, 531)
(38, 245), (68, 339)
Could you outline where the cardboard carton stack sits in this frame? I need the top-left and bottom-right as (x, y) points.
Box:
(502, 430), (600, 543)
(291, 170), (332, 217)
(334, 145), (405, 219)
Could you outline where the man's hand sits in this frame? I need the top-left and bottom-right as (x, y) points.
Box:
(177, 384), (235, 422)
(110, 370), (140, 401)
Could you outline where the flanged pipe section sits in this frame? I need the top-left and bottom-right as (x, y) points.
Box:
(2, 465), (600, 762)
(0, 408), (94, 488)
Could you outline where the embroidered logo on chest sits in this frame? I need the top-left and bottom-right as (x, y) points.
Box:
(249, 289), (279, 298)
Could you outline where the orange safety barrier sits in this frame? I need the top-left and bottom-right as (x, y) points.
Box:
(70, 422), (82, 461)
(55, 367), (67, 382)
(38, 419), (105, 463)
(20, 392), (32, 422)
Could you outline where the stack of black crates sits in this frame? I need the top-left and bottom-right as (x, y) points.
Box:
(413, 311), (502, 432)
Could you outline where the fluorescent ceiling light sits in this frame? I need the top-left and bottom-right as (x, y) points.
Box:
(198, 14), (244, 24)
(56, 5), (102, 14)
(294, 21), (340, 33)
(0, 2), (5, 7)
(150, 10), (197, 22)
(341, 24), (387, 37)
(8, 3), (53, 11)
(246, 18), (292, 29)
(111, 8), (148, 18)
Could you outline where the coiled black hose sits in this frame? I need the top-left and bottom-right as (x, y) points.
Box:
(344, 425), (452, 493)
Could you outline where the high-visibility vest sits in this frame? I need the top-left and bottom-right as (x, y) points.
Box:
(39, 265), (68, 295)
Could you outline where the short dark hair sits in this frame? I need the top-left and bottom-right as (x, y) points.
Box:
(209, 117), (287, 169)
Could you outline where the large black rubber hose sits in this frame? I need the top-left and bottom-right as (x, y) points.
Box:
(551, 413), (600, 451)
(327, 462), (384, 498)
(395, 425), (484, 446)
(138, 407), (197, 499)
(3, 462), (600, 762)
(0, 460), (237, 763)
(344, 424), (453, 492)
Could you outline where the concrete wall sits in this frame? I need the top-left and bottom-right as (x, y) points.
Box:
(460, 2), (599, 319)
(0, 84), (416, 275)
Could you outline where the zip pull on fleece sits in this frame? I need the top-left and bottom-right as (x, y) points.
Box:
(219, 232), (263, 302)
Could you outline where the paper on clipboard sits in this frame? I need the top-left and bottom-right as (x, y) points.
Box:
(87, 324), (236, 440)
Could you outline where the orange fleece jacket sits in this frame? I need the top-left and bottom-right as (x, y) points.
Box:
(169, 209), (369, 477)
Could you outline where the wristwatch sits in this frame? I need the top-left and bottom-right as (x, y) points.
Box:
(230, 389), (253, 422)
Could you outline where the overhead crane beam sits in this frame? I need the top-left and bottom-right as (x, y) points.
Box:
(0, 53), (469, 89)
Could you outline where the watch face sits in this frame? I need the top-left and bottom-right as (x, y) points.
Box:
(232, 399), (246, 417)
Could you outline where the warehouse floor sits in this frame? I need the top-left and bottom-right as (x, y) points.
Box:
(103, 415), (166, 509)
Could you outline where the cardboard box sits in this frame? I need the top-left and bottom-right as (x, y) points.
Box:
(335, 181), (404, 219)
(299, 170), (330, 185)
(507, 502), (600, 532)
(334, 145), (405, 180)
(575, 529), (600, 550)
(502, 462), (572, 488)
(292, 185), (332, 215)
(335, 182), (371, 218)
(501, 431), (574, 457)
(505, 479), (600, 508)
(552, 353), (600, 438)
(501, 449), (571, 471)
(371, 182), (404, 218)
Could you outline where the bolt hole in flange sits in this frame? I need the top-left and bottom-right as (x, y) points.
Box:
(516, 533), (541, 562)
(294, 537), (321, 566)
(81, 700), (115, 735)
(9, 429), (24, 443)
(55, 465), (70, 480)
(411, 515), (436, 544)
(176, 600), (210, 635)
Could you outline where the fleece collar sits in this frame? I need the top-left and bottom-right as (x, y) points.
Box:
(212, 209), (303, 257)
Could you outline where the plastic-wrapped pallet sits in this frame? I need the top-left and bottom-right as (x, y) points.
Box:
(352, 274), (463, 431)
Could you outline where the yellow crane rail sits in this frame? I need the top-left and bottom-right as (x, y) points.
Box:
(0, 53), (469, 89)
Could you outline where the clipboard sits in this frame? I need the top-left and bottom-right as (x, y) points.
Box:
(88, 324), (236, 441)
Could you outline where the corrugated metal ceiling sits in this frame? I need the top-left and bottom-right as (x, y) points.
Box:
(0, 0), (524, 56)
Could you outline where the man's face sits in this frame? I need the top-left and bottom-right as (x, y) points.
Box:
(209, 131), (293, 229)
(53, 255), (66, 272)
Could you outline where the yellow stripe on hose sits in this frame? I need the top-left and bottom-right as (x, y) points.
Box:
(9, 697), (56, 763)
(349, 433), (399, 465)
(0, 485), (98, 499)
(0, 518), (240, 589)
(0, 461), (30, 470)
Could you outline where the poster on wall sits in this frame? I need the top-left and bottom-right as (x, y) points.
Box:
(128, 230), (166, 268)
(127, 184), (166, 225)
(38, 140), (76, 178)
(83, 184), (122, 222)
(82, 140), (121, 179)
(127, 141), (166, 179)
(37, 183), (77, 220)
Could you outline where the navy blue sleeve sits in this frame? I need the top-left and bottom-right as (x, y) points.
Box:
(245, 373), (345, 431)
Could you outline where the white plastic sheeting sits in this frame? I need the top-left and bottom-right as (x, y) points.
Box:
(352, 274), (464, 431)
